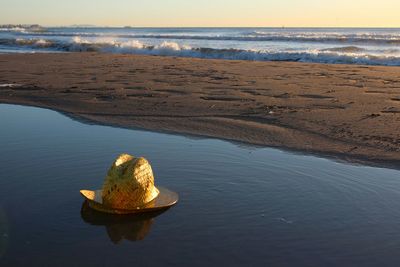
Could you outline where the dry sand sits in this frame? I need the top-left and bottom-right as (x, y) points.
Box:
(0, 53), (399, 167)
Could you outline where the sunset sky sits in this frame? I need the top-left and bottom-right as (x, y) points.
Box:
(1, 0), (400, 27)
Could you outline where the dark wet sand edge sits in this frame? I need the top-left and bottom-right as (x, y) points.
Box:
(1, 101), (399, 170)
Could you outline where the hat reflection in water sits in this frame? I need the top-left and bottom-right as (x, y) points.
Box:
(80, 154), (178, 214)
(80, 201), (166, 243)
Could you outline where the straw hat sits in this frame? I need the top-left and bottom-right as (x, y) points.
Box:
(80, 154), (178, 214)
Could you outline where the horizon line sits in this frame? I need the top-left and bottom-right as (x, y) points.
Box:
(3, 24), (400, 29)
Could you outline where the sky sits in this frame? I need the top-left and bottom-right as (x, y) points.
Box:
(1, 0), (400, 27)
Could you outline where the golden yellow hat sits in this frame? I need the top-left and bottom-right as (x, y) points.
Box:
(80, 154), (178, 214)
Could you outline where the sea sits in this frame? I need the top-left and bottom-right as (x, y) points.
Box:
(1, 26), (400, 66)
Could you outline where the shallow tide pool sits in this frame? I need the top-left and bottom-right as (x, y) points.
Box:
(1, 104), (400, 266)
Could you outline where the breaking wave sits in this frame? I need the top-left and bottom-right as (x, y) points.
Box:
(10, 31), (400, 45)
(1, 37), (400, 66)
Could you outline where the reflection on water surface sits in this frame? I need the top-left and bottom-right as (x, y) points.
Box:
(1, 104), (400, 266)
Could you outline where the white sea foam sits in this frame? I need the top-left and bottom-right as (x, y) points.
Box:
(1, 36), (399, 66)
(2, 27), (400, 66)
(65, 37), (400, 65)
(20, 31), (400, 45)
(71, 37), (192, 54)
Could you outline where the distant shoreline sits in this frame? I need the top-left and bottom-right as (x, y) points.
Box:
(0, 53), (399, 168)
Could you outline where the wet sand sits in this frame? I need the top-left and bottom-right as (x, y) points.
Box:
(0, 53), (399, 167)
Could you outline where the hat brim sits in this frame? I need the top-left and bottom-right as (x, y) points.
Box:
(80, 186), (178, 214)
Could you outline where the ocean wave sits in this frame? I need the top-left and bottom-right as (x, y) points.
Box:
(322, 46), (366, 53)
(0, 27), (27, 32)
(15, 31), (400, 45)
(2, 37), (400, 66)
(0, 24), (46, 33)
(0, 38), (55, 48)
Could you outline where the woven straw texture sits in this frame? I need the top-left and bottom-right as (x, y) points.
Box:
(101, 154), (159, 210)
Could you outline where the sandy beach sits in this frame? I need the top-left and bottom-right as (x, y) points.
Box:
(0, 52), (399, 167)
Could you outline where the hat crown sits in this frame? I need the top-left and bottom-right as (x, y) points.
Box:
(102, 154), (159, 209)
